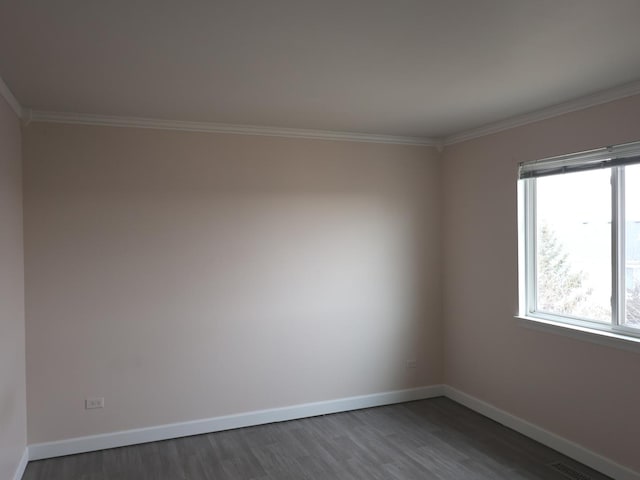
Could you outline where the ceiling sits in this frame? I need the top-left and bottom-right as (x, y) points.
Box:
(1, 0), (640, 140)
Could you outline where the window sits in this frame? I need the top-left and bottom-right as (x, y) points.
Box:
(518, 141), (640, 342)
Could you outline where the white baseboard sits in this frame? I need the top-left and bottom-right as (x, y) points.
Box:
(444, 386), (640, 480)
(13, 447), (29, 480)
(28, 384), (444, 461)
(25, 384), (639, 480)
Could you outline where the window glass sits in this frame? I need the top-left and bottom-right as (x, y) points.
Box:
(535, 169), (611, 322)
(625, 165), (640, 328)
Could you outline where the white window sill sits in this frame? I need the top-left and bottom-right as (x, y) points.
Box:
(515, 315), (640, 354)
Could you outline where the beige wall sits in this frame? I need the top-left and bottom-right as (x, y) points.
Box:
(23, 123), (442, 443)
(22, 91), (640, 472)
(442, 94), (640, 471)
(0, 96), (26, 477)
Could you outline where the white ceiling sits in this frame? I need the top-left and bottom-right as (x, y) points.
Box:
(1, 0), (640, 140)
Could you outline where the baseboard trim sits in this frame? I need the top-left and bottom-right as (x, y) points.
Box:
(12, 447), (29, 480)
(443, 386), (640, 480)
(28, 385), (444, 460)
(26, 384), (639, 479)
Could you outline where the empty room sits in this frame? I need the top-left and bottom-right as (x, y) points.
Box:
(2, 1), (640, 479)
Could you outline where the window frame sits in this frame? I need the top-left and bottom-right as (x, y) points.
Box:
(517, 141), (640, 347)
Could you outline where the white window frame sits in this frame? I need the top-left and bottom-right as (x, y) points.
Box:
(517, 141), (640, 351)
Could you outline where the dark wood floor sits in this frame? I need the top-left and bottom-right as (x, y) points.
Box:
(22, 397), (611, 480)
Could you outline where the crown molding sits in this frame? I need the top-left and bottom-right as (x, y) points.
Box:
(20, 79), (640, 148)
(27, 110), (439, 147)
(442, 79), (640, 146)
(0, 75), (23, 119)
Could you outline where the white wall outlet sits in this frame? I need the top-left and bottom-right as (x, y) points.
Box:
(85, 397), (104, 409)
(406, 359), (417, 369)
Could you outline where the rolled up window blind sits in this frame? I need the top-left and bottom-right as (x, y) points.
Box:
(518, 140), (640, 179)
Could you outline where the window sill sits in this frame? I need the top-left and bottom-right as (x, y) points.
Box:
(515, 315), (640, 354)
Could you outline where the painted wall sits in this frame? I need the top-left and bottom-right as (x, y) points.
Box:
(23, 123), (442, 443)
(0, 96), (26, 477)
(441, 94), (640, 471)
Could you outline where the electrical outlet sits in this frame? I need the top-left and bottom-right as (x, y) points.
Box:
(406, 359), (417, 369)
(85, 397), (104, 409)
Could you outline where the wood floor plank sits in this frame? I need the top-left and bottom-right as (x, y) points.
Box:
(21, 398), (613, 480)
